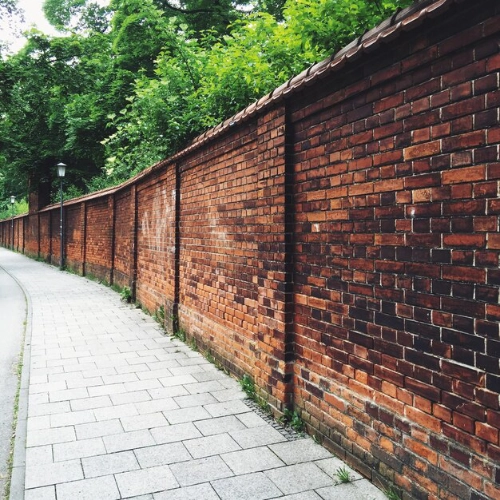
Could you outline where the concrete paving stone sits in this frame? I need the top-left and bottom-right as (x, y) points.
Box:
(110, 389), (151, 406)
(116, 363), (150, 374)
(137, 348), (169, 358)
(173, 392), (218, 408)
(281, 492), (323, 500)
(50, 409), (96, 427)
(184, 433), (241, 459)
(135, 397), (179, 415)
(163, 405), (212, 425)
(63, 362), (97, 373)
(211, 388), (247, 402)
(148, 386), (190, 399)
(25, 459), (84, 489)
(48, 387), (89, 403)
(29, 393), (50, 406)
(115, 465), (179, 497)
(183, 381), (226, 394)
(27, 426), (76, 447)
(315, 480), (387, 500)
(27, 415), (51, 431)
(177, 357), (210, 367)
(25, 445), (53, 467)
(229, 425), (288, 449)
(146, 360), (184, 371)
(94, 403), (139, 421)
(151, 422), (202, 444)
(137, 368), (174, 380)
(66, 376), (104, 389)
(30, 380), (67, 395)
(88, 383), (127, 397)
(75, 418), (124, 440)
(128, 355), (159, 365)
(48, 372), (83, 383)
(121, 412), (169, 432)
(25, 485), (56, 500)
(221, 446), (285, 474)
(124, 378), (163, 392)
(269, 439), (333, 465)
(194, 415), (247, 436)
(53, 437), (106, 462)
(87, 345), (120, 356)
(134, 442), (191, 468)
(158, 374), (198, 387)
(192, 370), (227, 382)
(315, 458), (363, 481)
(153, 482), (219, 500)
(265, 463), (333, 495)
(82, 450), (140, 478)
(70, 395), (113, 411)
(104, 429), (156, 453)
(30, 374), (49, 385)
(102, 373), (139, 385)
(81, 367), (118, 379)
(235, 411), (270, 428)
(170, 456), (234, 486)
(205, 399), (253, 418)
(212, 471), (283, 500)
(56, 474), (120, 500)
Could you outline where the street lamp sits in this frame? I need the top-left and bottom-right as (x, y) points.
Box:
(10, 195), (15, 250)
(57, 162), (67, 269)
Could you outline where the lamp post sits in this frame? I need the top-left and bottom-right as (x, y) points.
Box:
(57, 162), (67, 269)
(10, 195), (15, 250)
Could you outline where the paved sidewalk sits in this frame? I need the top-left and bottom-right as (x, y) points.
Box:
(2, 249), (386, 500)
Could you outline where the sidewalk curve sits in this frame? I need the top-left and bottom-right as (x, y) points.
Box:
(2, 249), (387, 500)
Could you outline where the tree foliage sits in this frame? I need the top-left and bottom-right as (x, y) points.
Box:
(0, 0), (412, 206)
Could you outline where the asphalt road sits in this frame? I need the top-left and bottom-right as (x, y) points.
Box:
(0, 260), (26, 499)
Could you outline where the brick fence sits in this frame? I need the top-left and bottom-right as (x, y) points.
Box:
(2, 0), (500, 497)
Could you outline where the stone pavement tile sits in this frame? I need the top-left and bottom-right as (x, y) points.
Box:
(88, 383), (127, 397)
(264, 463), (333, 495)
(125, 379), (163, 392)
(212, 471), (283, 500)
(315, 457), (362, 481)
(192, 370), (227, 382)
(82, 450), (140, 478)
(55, 475), (120, 500)
(163, 405), (211, 424)
(229, 425), (287, 449)
(269, 439), (333, 465)
(315, 480), (388, 500)
(29, 401), (71, 417)
(27, 415), (50, 431)
(153, 483), (219, 500)
(50, 409), (96, 427)
(121, 412), (169, 432)
(204, 399), (249, 417)
(134, 442), (191, 468)
(135, 397), (179, 415)
(184, 381), (226, 394)
(211, 387), (247, 402)
(25, 485), (56, 500)
(94, 402), (138, 421)
(116, 363), (150, 375)
(53, 437), (106, 462)
(66, 376), (103, 390)
(151, 422), (202, 444)
(170, 456), (233, 486)
(75, 418), (124, 440)
(184, 433), (241, 459)
(115, 465), (179, 497)
(25, 445), (53, 467)
(236, 411), (269, 428)
(137, 368), (175, 380)
(103, 429), (156, 453)
(148, 386), (189, 399)
(173, 392), (218, 408)
(25, 459), (83, 489)
(158, 374), (198, 387)
(48, 388), (89, 402)
(27, 426), (76, 447)
(282, 492), (323, 500)
(194, 415), (246, 436)
(221, 446), (285, 475)
(70, 395), (113, 411)
(30, 381), (67, 395)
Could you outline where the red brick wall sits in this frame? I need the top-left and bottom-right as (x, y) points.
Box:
(1, 1), (499, 498)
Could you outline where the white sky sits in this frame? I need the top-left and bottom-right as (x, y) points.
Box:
(1, 0), (59, 53)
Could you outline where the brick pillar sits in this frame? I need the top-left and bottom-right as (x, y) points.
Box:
(255, 103), (295, 412)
